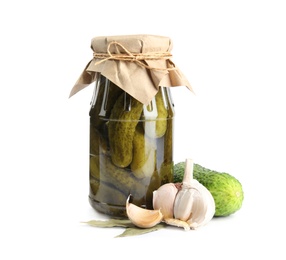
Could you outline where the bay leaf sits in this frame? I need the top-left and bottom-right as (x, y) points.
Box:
(115, 223), (166, 238)
(83, 219), (134, 228)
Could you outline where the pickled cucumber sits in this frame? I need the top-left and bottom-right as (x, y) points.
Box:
(90, 125), (107, 156)
(145, 170), (161, 209)
(163, 118), (173, 163)
(108, 93), (143, 167)
(89, 79), (105, 128)
(101, 80), (124, 118)
(144, 89), (168, 138)
(90, 177), (127, 205)
(90, 77), (123, 129)
(159, 161), (174, 184)
(130, 124), (156, 179)
(90, 155), (146, 199)
(89, 177), (100, 194)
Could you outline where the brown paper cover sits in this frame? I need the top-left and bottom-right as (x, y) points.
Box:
(69, 35), (192, 104)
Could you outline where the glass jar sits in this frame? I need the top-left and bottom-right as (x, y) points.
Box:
(89, 74), (175, 217)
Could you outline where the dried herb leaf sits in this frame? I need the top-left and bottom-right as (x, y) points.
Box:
(83, 219), (134, 228)
(82, 219), (166, 237)
(115, 223), (166, 238)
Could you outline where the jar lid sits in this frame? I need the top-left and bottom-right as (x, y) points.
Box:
(70, 34), (192, 104)
(91, 34), (172, 54)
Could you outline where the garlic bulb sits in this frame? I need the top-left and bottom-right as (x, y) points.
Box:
(126, 158), (215, 231)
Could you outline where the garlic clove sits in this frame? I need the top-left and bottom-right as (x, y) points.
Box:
(173, 158), (216, 229)
(126, 195), (163, 228)
(195, 181), (215, 227)
(173, 187), (196, 221)
(187, 179), (215, 229)
(153, 183), (178, 219)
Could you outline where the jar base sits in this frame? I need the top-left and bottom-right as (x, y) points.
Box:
(89, 196), (128, 218)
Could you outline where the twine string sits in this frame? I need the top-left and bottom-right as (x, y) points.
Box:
(93, 41), (177, 71)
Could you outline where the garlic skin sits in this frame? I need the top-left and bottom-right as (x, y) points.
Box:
(173, 158), (215, 229)
(153, 183), (179, 219)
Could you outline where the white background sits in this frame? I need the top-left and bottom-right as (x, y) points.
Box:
(1, 0), (285, 259)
